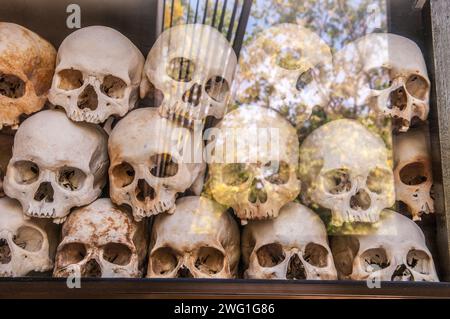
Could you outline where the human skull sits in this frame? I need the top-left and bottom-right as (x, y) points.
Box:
(0, 22), (56, 129)
(147, 196), (240, 278)
(48, 26), (144, 124)
(109, 108), (206, 222)
(53, 198), (148, 278)
(0, 133), (14, 197)
(208, 105), (300, 223)
(242, 202), (337, 280)
(140, 24), (237, 126)
(234, 23), (332, 125)
(394, 127), (434, 221)
(0, 197), (58, 277)
(331, 210), (438, 281)
(4, 110), (109, 224)
(333, 33), (430, 132)
(299, 119), (395, 226)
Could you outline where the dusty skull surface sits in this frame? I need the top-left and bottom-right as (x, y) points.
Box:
(48, 26), (144, 124)
(332, 210), (438, 282)
(109, 108), (206, 221)
(4, 110), (109, 224)
(235, 23), (333, 125)
(0, 197), (58, 277)
(140, 24), (237, 126)
(333, 33), (430, 132)
(299, 119), (395, 226)
(242, 202), (337, 280)
(0, 22), (56, 129)
(147, 196), (240, 279)
(0, 133), (14, 197)
(394, 127), (434, 221)
(53, 198), (148, 278)
(208, 105), (301, 223)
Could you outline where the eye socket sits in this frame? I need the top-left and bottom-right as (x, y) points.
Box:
(112, 162), (135, 188)
(303, 243), (329, 268)
(151, 247), (179, 276)
(57, 243), (87, 267)
(0, 238), (11, 264)
(101, 75), (127, 99)
(205, 76), (229, 102)
(263, 161), (290, 185)
(57, 167), (86, 191)
(407, 249), (431, 274)
(257, 243), (286, 268)
(13, 226), (43, 252)
(150, 153), (179, 178)
(103, 243), (132, 266)
(360, 248), (390, 272)
(367, 67), (392, 90)
(57, 69), (84, 90)
(222, 163), (250, 186)
(405, 74), (429, 100)
(276, 48), (302, 70)
(367, 167), (393, 194)
(400, 162), (428, 186)
(167, 57), (195, 82)
(195, 247), (225, 275)
(322, 168), (352, 194)
(296, 68), (314, 91)
(0, 72), (25, 98)
(13, 161), (39, 185)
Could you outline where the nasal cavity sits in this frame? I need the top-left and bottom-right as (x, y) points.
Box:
(286, 254), (306, 280)
(182, 83), (202, 106)
(350, 189), (371, 211)
(0, 239), (11, 264)
(77, 85), (98, 110)
(34, 182), (54, 203)
(248, 178), (268, 204)
(177, 265), (194, 278)
(136, 179), (156, 202)
(388, 86), (407, 111)
(391, 264), (414, 281)
(82, 259), (102, 278)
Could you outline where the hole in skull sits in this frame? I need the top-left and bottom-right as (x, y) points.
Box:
(13, 226), (43, 252)
(195, 247), (225, 275)
(360, 248), (390, 272)
(205, 76), (229, 102)
(286, 254), (306, 280)
(0, 73), (25, 98)
(303, 243), (328, 268)
(400, 162), (428, 185)
(136, 179), (156, 202)
(349, 189), (371, 211)
(405, 74), (429, 100)
(103, 243), (132, 266)
(151, 247), (178, 275)
(323, 168), (352, 194)
(222, 163), (250, 186)
(296, 68), (314, 91)
(391, 264), (413, 281)
(177, 265), (194, 278)
(263, 161), (290, 185)
(276, 48), (302, 70)
(33, 182), (54, 203)
(82, 259), (102, 278)
(77, 85), (98, 110)
(101, 75), (127, 99)
(13, 161), (39, 185)
(0, 239), (11, 264)
(182, 83), (202, 106)
(58, 243), (87, 267)
(367, 67), (392, 90)
(150, 153), (178, 178)
(257, 243), (285, 268)
(112, 162), (135, 188)
(367, 167), (392, 194)
(407, 249), (430, 275)
(57, 167), (86, 191)
(57, 69), (83, 90)
(248, 178), (268, 204)
(388, 86), (407, 111)
(167, 57), (195, 82)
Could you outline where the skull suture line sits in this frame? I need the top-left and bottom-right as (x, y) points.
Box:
(109, 108), (206, 222)
(147, 196), (240, 279)
(0, 133), (14, 197)
(331, 210), (439, 282)
(299, 119), (395, 226)
(53, 198), (148, 278)
(208, 105), (300, 223)
(48, 26), (145, 124)
(140, 24), (237, 126)
(4, 110), (109, 224)
(333, 33), (430, 132)
(242, 202), (337, 280)
(0, 23), (56, 129)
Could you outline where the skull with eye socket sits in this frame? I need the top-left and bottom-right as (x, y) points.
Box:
(48, 26), (145, 124)
(331, 210), (439, 282)
(53, 198), (148, 278)
(242, 202), (337, 280)
(333, 33), (430, 132)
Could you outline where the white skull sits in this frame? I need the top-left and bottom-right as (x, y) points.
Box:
(333, 33), (430, 132)
(48, 26), (145, 124)
(242, 202), (337, 280)
(0, 133), (14, 197)
(53, 198), (148, 278)
(4, 110), (109, 224)
(331, 210), (439, 282)
(140, 24), (237, 126)
(0, 197), (58, 277)
(234, 23), (332, 124)
(394, 127), (434, 221)
(299, 119), (395, 226)
(109, 108), (206, 221)
(208, 105), (301, 223)
(0, 22), (56, 129)
(147, 196), (240, 278)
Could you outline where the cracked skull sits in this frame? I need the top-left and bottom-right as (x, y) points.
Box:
(53, 198), (148, 278)
(331, 210), (438, 282)
(147, 196), (240, 279)
(0, 22), (56, 129)
(109, 108), (206, 221)
(299, 119), (395, 226)
(0, 133), (14, 197)
(140, 24), (237, 126)
(48, 26), (144, 124)
(4, 110), (109, 223)
(208, 105), (300, 223)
